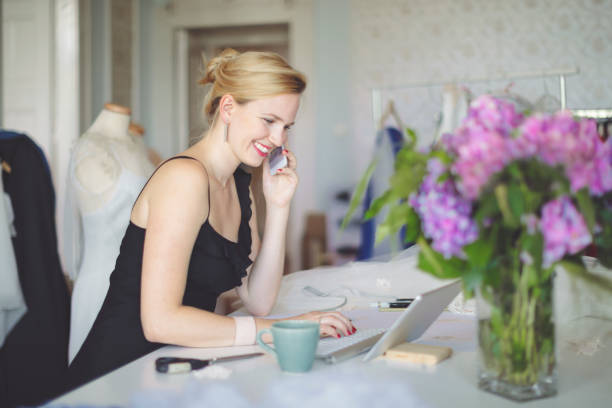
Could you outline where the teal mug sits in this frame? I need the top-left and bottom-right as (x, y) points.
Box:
(256, 320), (320, 373)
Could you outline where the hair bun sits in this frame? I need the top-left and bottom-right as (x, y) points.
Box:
(199, 48), (240, 85)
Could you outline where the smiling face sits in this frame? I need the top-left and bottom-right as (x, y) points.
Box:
(226, 93), (300, 167)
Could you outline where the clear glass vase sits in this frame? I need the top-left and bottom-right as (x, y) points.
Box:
(476, 261), (557, 401)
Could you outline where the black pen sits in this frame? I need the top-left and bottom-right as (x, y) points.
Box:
(369, 300), (413, 308)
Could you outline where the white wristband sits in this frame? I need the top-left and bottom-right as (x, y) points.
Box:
(232, 316), (256, 346)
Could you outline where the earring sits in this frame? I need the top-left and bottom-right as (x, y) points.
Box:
(224, 122), (229, 143)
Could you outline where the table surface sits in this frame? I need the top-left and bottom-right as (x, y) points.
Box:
(51, 309), (612, 408)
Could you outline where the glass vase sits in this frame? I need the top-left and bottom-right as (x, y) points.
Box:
(476, 261), (557, 401)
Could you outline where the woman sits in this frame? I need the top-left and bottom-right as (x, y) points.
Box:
(65, 49), (355, 391)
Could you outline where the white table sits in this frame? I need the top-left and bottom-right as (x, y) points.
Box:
(52, 310), (611, 407)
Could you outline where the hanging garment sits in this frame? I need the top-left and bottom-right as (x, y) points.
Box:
(434, 84), (470, 144)
(64, 138), (150, 363)
(0, 131), (70, 408)
(64, 157), (253, 394)
(0, 159), (27, 348)
(358, 127), (405, 261)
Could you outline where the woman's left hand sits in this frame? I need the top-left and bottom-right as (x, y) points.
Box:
(262, 148), (298, 208)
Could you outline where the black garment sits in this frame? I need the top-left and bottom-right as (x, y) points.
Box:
(65, 157), (253, 393)
(0, 132), (71, 408)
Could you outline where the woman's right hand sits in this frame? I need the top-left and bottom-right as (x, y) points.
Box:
(288, 311), (357, 338)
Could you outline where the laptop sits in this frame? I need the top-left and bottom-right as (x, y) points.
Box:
(315, 279), (462, 364)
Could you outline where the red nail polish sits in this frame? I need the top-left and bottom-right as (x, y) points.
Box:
(277, 168), (283, 172)
(283, 149), (288, 154)
(336, 334), (340, 338)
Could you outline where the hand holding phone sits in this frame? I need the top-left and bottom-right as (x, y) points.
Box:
(268, 146), (287, 176)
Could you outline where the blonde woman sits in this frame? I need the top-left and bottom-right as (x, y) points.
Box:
(65, 49), (355, 391)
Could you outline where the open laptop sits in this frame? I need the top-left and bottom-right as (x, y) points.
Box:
(315, 279), (462, 364)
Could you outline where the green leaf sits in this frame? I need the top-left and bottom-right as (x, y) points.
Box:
(521, 232), (543, 271)
(463, 266), (484, 294)
(404, 208), (421, 243)
(507, 183), (525, 221)
(340, 158), (378, 230)
(429, 149), (453, 166)
(474, 193), (499, 224)
(374, 203), (412, 244)
(575, 188), (596, 234)
(437, 172), (450, 184)
(364, 190), (392, 220)
(374, 223), (392, 245)
(464, 239), (494, 269)
(507, 161), (522, 180)
(404, 127), (417, 149)
(417, 236), (464, 279)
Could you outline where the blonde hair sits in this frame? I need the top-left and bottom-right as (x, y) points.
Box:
(199, 48), (307, 125)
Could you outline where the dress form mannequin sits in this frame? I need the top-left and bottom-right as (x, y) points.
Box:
(66, 103), (154, 363)
(128, 122), (163, 167)
(74, 104), (154, 212)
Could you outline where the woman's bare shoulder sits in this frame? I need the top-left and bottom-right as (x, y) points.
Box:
(134, 157), (210, 226)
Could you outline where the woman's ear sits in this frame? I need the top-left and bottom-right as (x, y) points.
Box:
(219, 94), (235, 124)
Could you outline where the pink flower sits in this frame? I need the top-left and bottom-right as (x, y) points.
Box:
(410, 159), (478, 259)
(444, 95), (522, 200)
(540, 196), (592, 268)
(513, 113), (612, 196)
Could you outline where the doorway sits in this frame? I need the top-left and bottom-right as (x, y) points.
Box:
(185, 23), (290, 144)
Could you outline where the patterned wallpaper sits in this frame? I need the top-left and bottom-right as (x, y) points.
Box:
(349, 0), (612, 172)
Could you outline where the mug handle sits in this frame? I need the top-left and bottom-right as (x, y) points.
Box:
(256, 329), (277, 357)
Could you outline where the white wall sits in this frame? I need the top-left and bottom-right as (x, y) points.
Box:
(313, 0), (353, 210)
(1, 0), (54, 158)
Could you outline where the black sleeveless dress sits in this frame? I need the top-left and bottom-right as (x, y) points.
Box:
(65, 157), (253, 393)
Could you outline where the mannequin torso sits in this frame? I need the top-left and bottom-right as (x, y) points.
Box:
(74, 104), (154, 212)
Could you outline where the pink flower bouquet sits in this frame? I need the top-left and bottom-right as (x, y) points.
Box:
(351, 94), (612, 400)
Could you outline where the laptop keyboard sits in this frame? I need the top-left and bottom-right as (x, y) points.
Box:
(316, 328), (386, 364)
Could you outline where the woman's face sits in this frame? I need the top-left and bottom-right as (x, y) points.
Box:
(228, 93), (300, 167)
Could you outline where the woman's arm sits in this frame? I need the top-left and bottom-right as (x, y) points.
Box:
(236, 151), (295, 316)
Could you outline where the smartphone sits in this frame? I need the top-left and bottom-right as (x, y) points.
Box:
(268, 146), (287, 176)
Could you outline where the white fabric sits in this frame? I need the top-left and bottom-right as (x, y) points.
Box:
(0, 172), (27, 348)
(192, 364), (232, 380)
(232, 316), (256, 346)
(435, 84), (469, 144)
(66, 139), (150, 363)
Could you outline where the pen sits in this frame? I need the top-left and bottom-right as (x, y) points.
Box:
(369, 301), (413, 308)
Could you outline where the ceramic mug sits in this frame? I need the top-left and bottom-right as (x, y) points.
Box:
(256, 320), (320, 373)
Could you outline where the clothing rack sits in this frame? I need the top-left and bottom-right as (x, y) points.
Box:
(371, 67), (579, 129)
(572, 108), (612, 120)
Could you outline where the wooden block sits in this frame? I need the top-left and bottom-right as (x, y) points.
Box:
(383, 342), (452, 365)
